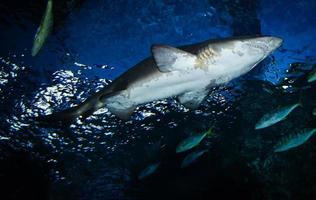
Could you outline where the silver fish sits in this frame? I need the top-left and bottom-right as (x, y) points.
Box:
(274, 128), (316, 152)
(31, 0), (54, 56)
(255, 103), (301, 130)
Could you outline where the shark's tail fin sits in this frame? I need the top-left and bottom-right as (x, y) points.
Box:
(35, 96), (103, 126)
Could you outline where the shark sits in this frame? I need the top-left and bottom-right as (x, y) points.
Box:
(37, 35), (282, 124)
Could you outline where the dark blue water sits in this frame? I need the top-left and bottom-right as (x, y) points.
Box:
(0, 0), (316, 199)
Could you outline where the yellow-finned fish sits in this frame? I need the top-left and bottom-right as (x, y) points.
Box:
(274, 128), (316, 152)
(181, 149), (208, 168)
(31, 0), (53, 56)
(255, 103), (301, 130)
(138, 162), (160, 180)
(307, 68), (316, 83)
(176, 128), (213, 153)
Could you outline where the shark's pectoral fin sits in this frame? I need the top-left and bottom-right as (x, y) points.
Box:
(178, 89), (208, 109)
(107, 105), (136, 120)
(151, 44), (197, 72)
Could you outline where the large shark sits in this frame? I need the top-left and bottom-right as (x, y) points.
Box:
(37, 35), (282, 124)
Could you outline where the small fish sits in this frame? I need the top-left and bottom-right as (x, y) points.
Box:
(181, 150), (208, 168)
(176, 128), (213, 153)
(313, 107), (316, 116)
(255, 103), (301, 130)
(307, 68), (316, 83)
(0, 136), (10, 140)
(138, 162), (160, 180)
(262, 86), (274, 94)
(31, 0), (54, 56)
(274, 128), (316, 152)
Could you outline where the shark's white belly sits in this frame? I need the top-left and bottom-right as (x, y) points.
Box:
(105, 69), (211, 110)
(131, 71), (210, 103)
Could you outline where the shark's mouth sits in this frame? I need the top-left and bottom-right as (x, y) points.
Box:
(245, 42), (270, 54)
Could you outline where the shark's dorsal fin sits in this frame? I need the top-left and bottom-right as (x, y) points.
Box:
(151, 44), (197, 72)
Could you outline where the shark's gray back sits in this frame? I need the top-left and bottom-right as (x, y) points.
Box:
(102, 39), (211, 96)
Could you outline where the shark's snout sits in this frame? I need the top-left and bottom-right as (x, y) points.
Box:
(243, 36), (283, 56)
(258, 36), (283, 54)
(267, 36), (283, 51)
